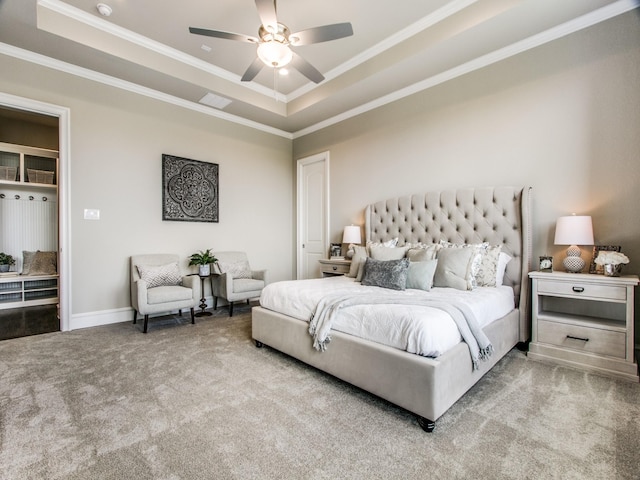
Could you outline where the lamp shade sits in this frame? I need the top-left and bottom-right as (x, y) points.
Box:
(342, 225), (361, 244)
(257, 41), (293, 67)
(554, 215), (594, 246)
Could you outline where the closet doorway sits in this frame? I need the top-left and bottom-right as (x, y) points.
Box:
(0, 94), (70, 338)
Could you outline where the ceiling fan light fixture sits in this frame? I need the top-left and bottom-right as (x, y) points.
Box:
(257, 41), (292, 68)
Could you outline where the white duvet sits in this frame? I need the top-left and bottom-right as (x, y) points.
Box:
(259, 276), (515, 358)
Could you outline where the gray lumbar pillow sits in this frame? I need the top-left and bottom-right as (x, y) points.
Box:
(434, 247), (474, 291)
(406, 259), (438, 291)
(361, 257), (410, 290)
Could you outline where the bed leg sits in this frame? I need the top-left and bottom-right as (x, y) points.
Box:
(417, 416), (435, 432)
(255, 340), (263, 348)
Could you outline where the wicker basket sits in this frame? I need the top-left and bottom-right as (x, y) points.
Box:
(27, 168), (55, 185)
(0, 165), (18, 181)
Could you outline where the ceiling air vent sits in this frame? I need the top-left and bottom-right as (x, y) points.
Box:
(198, 92), (232, 110)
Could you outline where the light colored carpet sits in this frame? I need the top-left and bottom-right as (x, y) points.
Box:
(1, 304), (639, 479)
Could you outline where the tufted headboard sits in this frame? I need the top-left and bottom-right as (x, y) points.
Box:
(365, 186), (532, 341)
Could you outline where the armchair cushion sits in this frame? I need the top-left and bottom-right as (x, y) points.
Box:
(137, 262), (182, 288)
(147, 285), (195, 305)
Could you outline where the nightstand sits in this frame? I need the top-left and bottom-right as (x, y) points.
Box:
(528, 271), (639, 382)
(318, 258), (351, 277)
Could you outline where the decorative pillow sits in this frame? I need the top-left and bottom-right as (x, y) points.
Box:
(438, 241), (484, 288)
(369, 245), (409, 261)
(406, 243), (440, 262)
(474, 244), (503, 287)
(361, 257), (410, 291)
(406, 259), (438, 291)
(137, 262), (182, 288)
(496, 252), (512, 286)
(347, 245), (368, 278)
(434, 248), (476, 291)
(29, 251), (57, 275)
(367, 238), (399, 248)
(22, 250), (37, 275)
(217, 260), (252, 279)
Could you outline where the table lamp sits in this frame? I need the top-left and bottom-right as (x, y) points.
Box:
(342, 225), (362, 259)
(554, 214), (594, 273)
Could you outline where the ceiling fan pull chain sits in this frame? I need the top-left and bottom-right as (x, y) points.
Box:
(273, 67), (278, 101)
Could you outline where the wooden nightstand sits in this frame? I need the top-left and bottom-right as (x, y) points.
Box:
(318, 258), (351, 277)
(528, 271), (639, 382)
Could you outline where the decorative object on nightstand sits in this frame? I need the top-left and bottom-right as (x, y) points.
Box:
(330, 243), (343, 259)
(539, 256), (553, 272)
(318, 258), (351, 277)
(528, 271), (639, 382)
(589, 245), (621, 274)
(594, 250), (629, 277)
(554, 214), (594, 273)
(342, 225), (362, 259)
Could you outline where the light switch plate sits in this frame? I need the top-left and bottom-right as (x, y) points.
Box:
(84, 208), (100, 220)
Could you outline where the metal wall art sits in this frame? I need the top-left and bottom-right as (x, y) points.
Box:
(162, 154), (219, 223)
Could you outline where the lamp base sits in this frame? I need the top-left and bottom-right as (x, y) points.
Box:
(563, 245), (584, 273)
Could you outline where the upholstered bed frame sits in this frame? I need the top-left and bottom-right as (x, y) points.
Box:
(252, 186), (532, 431)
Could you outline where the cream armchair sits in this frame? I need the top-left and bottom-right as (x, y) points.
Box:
(210, 251), (266, 316)
(130, 254), (200, 333)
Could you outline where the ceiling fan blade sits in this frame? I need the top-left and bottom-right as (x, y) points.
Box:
(255, 0), (278, 31)
(290, 23), (353, 45)
(189, 27), (258, 44)
(290, 52), (325, 84)
(241, 57), (265, 82)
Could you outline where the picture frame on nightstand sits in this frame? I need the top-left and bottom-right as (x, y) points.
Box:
(330, 243), (342, 258)
(539, 256), (553, 272)
(589, 245), (621, 274)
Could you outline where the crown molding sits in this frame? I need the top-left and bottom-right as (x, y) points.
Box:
(0, 42), (293, 139)
(292, 0), (639, 138)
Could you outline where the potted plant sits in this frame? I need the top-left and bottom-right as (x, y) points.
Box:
(0, 252), (16, 273)
(189, 249), (217, 276)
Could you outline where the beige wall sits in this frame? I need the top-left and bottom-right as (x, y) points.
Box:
(293, 12), (640, 341)
(0, 114), (58, 150)
(0, 56), (293, 324)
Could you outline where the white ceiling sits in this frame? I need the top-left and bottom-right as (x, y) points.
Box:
(0, 0), (635, 137)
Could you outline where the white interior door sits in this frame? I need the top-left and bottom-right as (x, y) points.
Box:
(297, 152), (329, 279)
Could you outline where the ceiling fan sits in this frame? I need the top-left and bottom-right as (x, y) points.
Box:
(189, 0), (353, 84)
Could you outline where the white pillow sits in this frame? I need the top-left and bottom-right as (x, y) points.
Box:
(369, 245), (409, 261)
(347, 245), (368, 278)
(496, 252), (512, 286)
(439, 241), (485, 288)
(406, 243), (440, 262)
(406, 259), (438, 291)
(434, 248), (477, 291)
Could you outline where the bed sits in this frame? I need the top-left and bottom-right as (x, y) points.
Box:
(252, 186), (532, 431)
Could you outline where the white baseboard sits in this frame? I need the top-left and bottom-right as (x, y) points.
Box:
(69, 296), (214, 331)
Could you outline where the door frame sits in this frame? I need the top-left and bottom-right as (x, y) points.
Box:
(0, 92), (71, 331)
(296, 151), (330, 280)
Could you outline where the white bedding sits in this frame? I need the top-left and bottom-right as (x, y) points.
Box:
(259, 276), (515, 358)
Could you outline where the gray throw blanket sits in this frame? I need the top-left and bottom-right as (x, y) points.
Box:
(308, 293), (493, 370)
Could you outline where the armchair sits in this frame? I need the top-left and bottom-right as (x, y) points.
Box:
(130, 254), (200, 333)
(210, 251), (266, 316)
